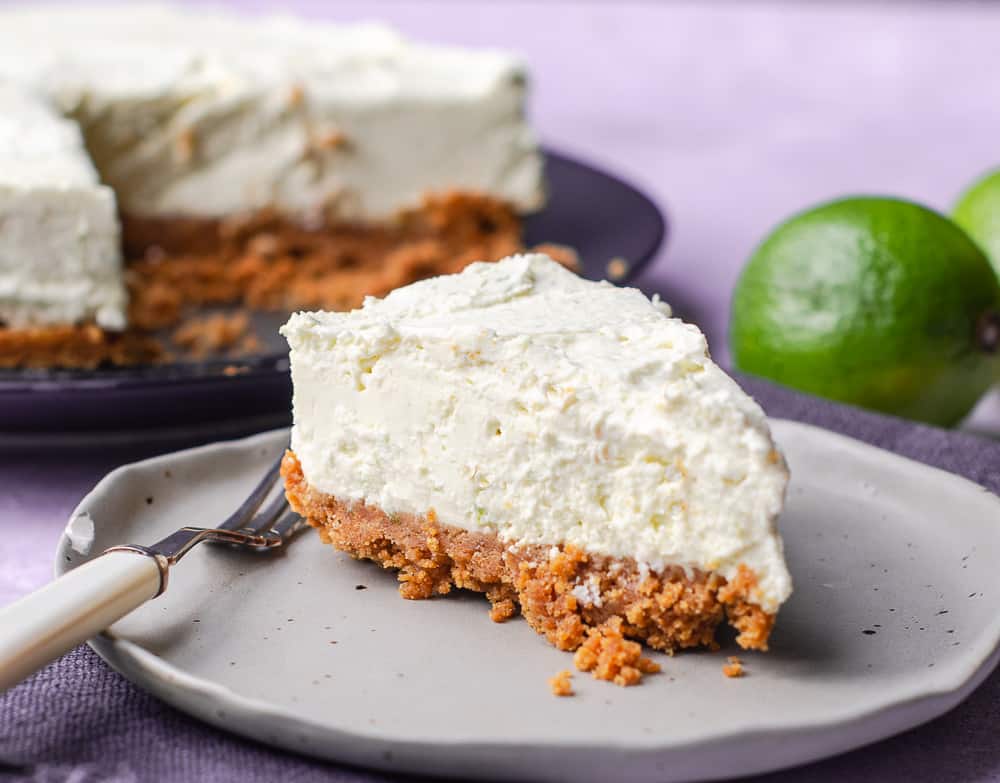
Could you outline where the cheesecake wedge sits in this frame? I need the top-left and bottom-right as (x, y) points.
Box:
(0, 86), (126, 332)
(0, 86), (131, 367)
(281, 254), (791, 674)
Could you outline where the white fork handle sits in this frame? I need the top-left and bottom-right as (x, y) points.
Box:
(0, 551), (163, 692)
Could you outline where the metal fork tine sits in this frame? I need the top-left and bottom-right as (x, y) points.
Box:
(217, 455), (284, 532)
(245, 489), (292, 535)
(110, 450), (303, 587)
(271, 508), (307, 539)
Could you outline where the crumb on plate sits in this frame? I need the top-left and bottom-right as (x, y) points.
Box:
(549, 669), (574, 697)
(573, 617), (661, 687)
(723, 656), (744, 678)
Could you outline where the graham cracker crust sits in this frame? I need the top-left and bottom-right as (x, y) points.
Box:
(282, 451), (775, 685)
(123, 192), (528, 330)
(3, 192), (577, 368)
(0, 323), (161, 369)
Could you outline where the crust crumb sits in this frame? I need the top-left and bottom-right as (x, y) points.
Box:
(171, 312), (252, 357)
(248, 233), (281, 259)
(313, 128), (350, 151)
(606, 257), (629, 280)
(531, 242), (580, 272)
(717, 565), (773, 650)
(489, 597), (517, 623)
(287, 83), (306, 108)
(723, 656), (745, 678)
(573, 617), (661, 687)
(174, 127), (196, 164)
(548, 669), (574, 697)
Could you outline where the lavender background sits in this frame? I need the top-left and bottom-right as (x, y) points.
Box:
(4, 1), (1000, 781)
(198, 0), (1000, 364)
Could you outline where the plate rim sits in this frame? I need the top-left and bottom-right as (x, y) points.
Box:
(0, 147), (666, 397)
(55, 420), (1000, 781)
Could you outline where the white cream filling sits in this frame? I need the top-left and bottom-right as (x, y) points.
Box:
(283, 255), (792, 613)
(0, 86), (126, 330)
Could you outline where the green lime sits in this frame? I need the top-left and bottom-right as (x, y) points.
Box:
(954, 168), (1000, 276)
(730, 196), (1000, 426)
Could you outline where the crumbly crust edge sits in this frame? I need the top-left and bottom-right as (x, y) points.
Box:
(282, 450), (776, 658)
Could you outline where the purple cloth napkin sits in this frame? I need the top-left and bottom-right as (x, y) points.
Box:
(2, 374), (999, 783)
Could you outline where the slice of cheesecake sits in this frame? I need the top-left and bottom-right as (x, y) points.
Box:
(0, 86), (130, 367)
(281, 254), (791, 676)
(0, 86), (125, 331)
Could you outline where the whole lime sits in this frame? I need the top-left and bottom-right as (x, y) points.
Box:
(954, 168), (1000, 275)
(730, 197), (1000, 426)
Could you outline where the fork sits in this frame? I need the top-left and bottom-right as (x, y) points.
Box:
(0, 454), (304, 692)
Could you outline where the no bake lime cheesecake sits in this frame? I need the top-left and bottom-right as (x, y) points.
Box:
(281, 254), (791, 678)
(0, 4), (544, 366)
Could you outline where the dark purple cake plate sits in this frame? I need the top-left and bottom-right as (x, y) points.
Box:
(0, 149), (666, 439)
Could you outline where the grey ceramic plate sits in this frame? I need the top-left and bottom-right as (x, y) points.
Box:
(56, 420), (1000, 782)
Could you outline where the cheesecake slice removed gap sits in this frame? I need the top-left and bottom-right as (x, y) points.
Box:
(280, 253), (791, 683)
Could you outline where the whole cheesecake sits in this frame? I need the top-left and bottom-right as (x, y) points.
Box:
(281, 254), (791, 683)
(0, 4), (545, 367)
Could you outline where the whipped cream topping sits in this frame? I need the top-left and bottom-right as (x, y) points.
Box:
(0, 86), (126, 330)
(0, 4), (544, 222)
(283, 255), (792, 612)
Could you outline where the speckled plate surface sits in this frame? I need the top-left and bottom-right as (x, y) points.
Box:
(56, 420), (1000, 782)
(0, 149), (665, 436)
